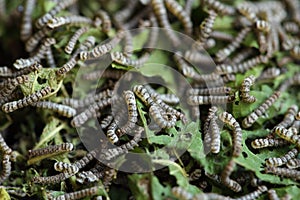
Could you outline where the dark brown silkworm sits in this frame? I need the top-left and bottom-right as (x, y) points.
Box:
(2, 86), (52, 113)
(242, 91), (280, 128)
(74, 150), (96, 170)
(28, 142), (73, 158)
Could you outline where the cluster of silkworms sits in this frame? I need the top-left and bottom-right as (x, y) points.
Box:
(0, 0), (300, 199)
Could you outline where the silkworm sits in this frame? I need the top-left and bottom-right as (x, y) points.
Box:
(0, 66), (13, 77)
(189, 169), (201, 182)
(14, 38), (56, 69)
(0, 133), (12, 155)
(235, 186), (268, 200)
(71, 98), (112, 127)
(276, 105), (298, 128)
(47, 15), (93, 29)
(28, 143), (73, 158)
(251, 138), (289, 149)
(63, 89), (112, 108)
(79, 31), (124, 60)
(95, 10), (111, 33)
(101, 128), (142, 160)
(118, 90), (138, 135)
(110, 51), (150, 68)
(53, 186), (100, 200)
(242, 91), (280, 128)
(255, 20), (271, 32)
(287, 158), (300, 169)
(188, 86), (231, 96)
(240, 75), (256, 103)
(283, 21), (299, 34)
(54, 162), (79, 174)
(35, 0), (78, 29)
(268, 189), (280, 200)
(164, 0), (193, 35)
(171, 187), (193, 200)
(187, 95), (234, 105)
(203, 106), (217, 153)
(215, 27), (251, 62)
(210, 116), (221, 154)
(25, 27), (52, 52)
(198, 10), (217, 46)
(151, 0), (180, 46)
(77, 36), (96, 53)
(211, 31), (234, 41)
(149, 104), (177, 129)
(219, 112), (242, 157)
(74, 150), (96, 170)
(274, 126), (300, 147)
(133, 85), (155, 107)
(203, 0), (236, 15)
(159, 93), (180, 104)
(215, 55), (269, 74)
(76, 171), (99, 184)
(31, 101), (76, 117)
(100, 115), (113, 130)
(258, 67), (281, 81)
(0, 154), (11, 183)
(82, 69), (126, 81)
(2, 86), (52, 113)
(20, 0), (36, 41)
(230, 48), (254, 64)
(106, 121), (119, 144)
(265, 166), (300, 180)
(0, 75), (29, 98)
(32, 172), (74, 184)
(221, 159), (242, 192)
(64, 27), (89, 54)
(237, 3), (258, 22)
(266, 148), (298, 167)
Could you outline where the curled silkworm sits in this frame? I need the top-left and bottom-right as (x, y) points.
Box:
(266, 148), (298, 167)
(2, 86), (52, 113)
(35, 0), (78, 28)
(95, 10), (111, 33)
(149, 104), (177, 129)
(221, 159), (242, 192)
(0, 75), (29, 98)
(106, 121), (119, 144)
(76, 171), (99, 184)
(240, 75), (256, 103)
(28, 143), (73, 158)
(219, 112), (242, 157)
(0, 133), (12, 155)
(242, 91), (280, 128)
(64, 27), (89, 54)
(110, 51), (150, 68)
(133, 85), (155, 107)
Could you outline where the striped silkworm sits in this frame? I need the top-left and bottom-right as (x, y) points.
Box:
(268, 189), (280, 200)
(74, 150), (96, 170)
(203, 0), (236, 15)
(287, 158), (300, 169)
(110, 51), (150, 68)
(95, 10), (111, 33)
(215, 27), (251, 62)
(54, 162), (79, 174)
(219, 112), (242, 157)
(64, 26), (89, 54)
(25, 27), (52, 52)
(101, 128), (142, 161)
(52, 186), (101, 200)
(187, 86), (231, 96)
(32, 172), (74, 184)
(187, 95), (234, 105)
(276, 105), (298, 128)
(56, 57), (77, 76)
(0, 154), (11, 183)
(106, 121), (119, 144)
(35, 0), (78, 28)
(210, 116), (221, 154)
(258, 67), (281, 81)
(198, 10), (217, 46)
(230, 48), (254, 64)
(63, 89), (112, 108)
(47, 15), (93, 29)
(149, 104), (177, 129)
(242, 91), (280, 128)
(234, 186), (268, 200)
(265, 166), (300, 180)
(71, 98), (111, 127)
(100, 115), (113, 129)
(28, 143), (73, 158)
(2, 86), (52, 113)
(159, 93), (180, 104)
(164, 0), (193, 35)
(203, 106), (217, 153)
(221, 159), (242, 192)
(133, 85), (155, 107)
(240, 75), (256, 103)
(0, 75), (29, 98)
(283, 21), (299, 34)
(266, 148), (298, 167)
(251, 138), (289, 149)
(151, 0), (180, 46)
(20, 0), (36, 41)
(31, 101), (76, 117)
(274, 126), (300, 148)
(0, 133), (12, 155)
(76, 171), (99, 184)
(0, 66), (13, 77)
